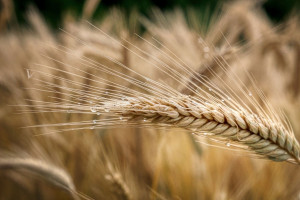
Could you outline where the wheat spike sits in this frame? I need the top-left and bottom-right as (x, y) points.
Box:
(102, 95), (300, 164)
(20, 17), (300, 166)
(23, 39), (300, 165)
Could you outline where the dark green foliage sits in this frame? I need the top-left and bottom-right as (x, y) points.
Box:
(12, 0), (300, 28)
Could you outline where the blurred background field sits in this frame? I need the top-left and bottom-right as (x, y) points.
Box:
(0, 0), (300, 200)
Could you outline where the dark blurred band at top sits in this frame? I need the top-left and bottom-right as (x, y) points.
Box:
(11, 0), (300, 28)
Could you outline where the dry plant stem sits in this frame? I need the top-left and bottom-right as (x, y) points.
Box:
(106, 96), (300, 164)
(106, 162), (132, 200)
(0, 158), (79, 200)
(181, 48), (235, 95)
(82, 0), (101, 20)
(292, 42), (300, 97)
(0, 0), (14, 31)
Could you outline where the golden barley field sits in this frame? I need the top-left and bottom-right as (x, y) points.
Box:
(0, 0), (300, 199)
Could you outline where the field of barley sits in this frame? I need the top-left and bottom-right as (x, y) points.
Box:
(0, 0), (300, 199)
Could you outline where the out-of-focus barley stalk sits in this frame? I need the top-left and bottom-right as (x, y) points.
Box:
(0, 157), (80, 200)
